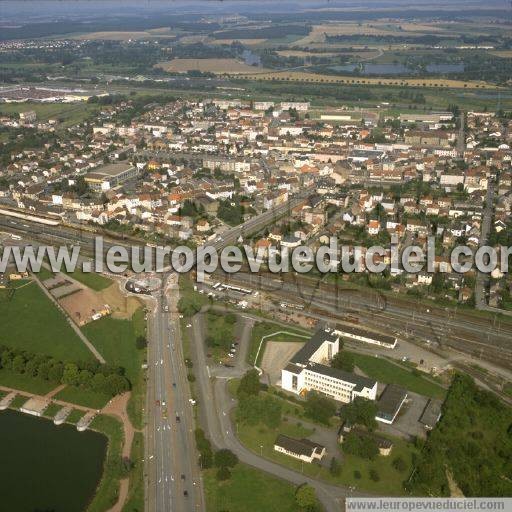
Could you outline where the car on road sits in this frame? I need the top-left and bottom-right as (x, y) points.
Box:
(176, 415), (181, 422)
(172, 382), (176, 388)
(181, 474), (186, 480)
(155, 399), (160, 406)
(162, 407), (168, 419)
(183, 490), (188, 497)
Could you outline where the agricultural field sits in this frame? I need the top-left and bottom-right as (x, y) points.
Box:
(156, 58), (268, 74)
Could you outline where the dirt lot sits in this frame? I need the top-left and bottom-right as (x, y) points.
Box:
(261, 341), (304, 384)
(156, 58), (269, 74)
(58, 279), (140, 325)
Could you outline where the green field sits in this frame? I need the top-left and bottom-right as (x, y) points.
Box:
(204, 463), (298, 512)
(0, 368), (58, 395)
(0, 282), (94, 362)
(43, 402), (63, 418)
(66, 409), (85, 424)
(122, 432), (144, 512)
(55, 386), (111, 409)
(9, 394), (30, 409)
(237, 416), (416, 495)
(66, 269), (112, 292)
(0, 102), (100, 129)
(83, 308), (146, 428)
(350, 352), (447, 399)
(87, 415), (124, 512)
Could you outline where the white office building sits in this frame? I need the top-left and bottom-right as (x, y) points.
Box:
(281, 329), (378, 403)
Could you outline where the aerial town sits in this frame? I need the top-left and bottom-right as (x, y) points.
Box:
(1, 2), (512, 512)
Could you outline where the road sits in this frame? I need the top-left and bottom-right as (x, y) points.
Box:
(474, 177), (496, 309)
(145, 274), (204, 512)
(188, 311), (356, 512)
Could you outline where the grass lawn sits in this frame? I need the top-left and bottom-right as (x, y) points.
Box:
(0, 102), (100, 128)
(122, 432), (144, 512)
(247, 321), (309, 365)
(350, 352), (447, 399)
(43, 402), (63, 419)
(10, 394), (30, 409)
(87, 415), (124, 512)
(83, 308), (146, 428)
(236, 417), (416, 495)
(504, 382), (512, 398)
(205, 310), (237, 362)
(0, 368), (58, 395)
(0, 281), (94, 362)
(66, 409), (85, 425)
(204, 463), (298, 512)
(66, 269), (112, 291)
(36, 266), (55, 282)
(55, 386), (111, 409)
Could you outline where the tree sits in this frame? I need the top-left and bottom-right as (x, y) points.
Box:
(331, 351), (355, 373)
(393, 456), (407, 472)
(354, 470), (362, 479)
(370, 469), (380, 482)
(342, 431), (379, 460)
(295, 484), (317, 510)
(261, 396), (282, 429)
(329, 457), (342, 477)
(135, 336), (147, 350)
(304, 391), (336, 425)
(341, 397), (378, 431)
(214, 449), (238, 469)
(12, 355), (26, 374)
(216, 466), (231, 481)
(177, 296), (202, 317)
(237, 369), (260, 397)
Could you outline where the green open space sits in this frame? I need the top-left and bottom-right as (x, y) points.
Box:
(205, 310), (237, 362)
(0, 368), (58, 395)
(82, 307), (146, 428)
(66, 269), (113, 291)
(43, 402), (63, 419)
(55, 386), (111, 409)
(122, 432), (145, 512)
(10, 394), (30, 409)
(66, 409), (85, 425)
(204, 463), (299, 512)
(0, 281), (94, 362)
(0, 102), (101, 129)
(236, 414), (416, 495)
(87, 414), (125, 512)
(350, 352), (447, 399)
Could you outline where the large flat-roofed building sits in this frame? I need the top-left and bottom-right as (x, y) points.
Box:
(375, 384), (408, 424)
(281, 328), (378, 403)
(84, 162), (138, 192)
(334, 324), (397, 349)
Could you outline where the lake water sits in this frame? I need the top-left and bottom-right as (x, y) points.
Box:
(329, 62), (464, 75)
(0, 409), (107, 512)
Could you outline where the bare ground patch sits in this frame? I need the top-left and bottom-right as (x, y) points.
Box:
(261, 341), (304, 384)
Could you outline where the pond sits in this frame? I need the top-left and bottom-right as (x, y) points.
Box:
(0, 409), (107, 512)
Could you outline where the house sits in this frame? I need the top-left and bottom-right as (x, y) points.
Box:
(274, 435), (325, 463)
(419, 398), (443, 430)
(367, 219), (381, 236)
(196, 219), (210, 232)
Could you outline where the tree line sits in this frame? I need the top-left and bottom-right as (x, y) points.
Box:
(0, 345), (130, 397)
